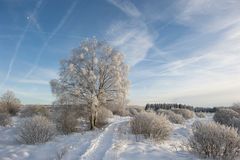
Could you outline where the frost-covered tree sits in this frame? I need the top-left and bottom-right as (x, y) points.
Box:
(50, 38), (129, 129)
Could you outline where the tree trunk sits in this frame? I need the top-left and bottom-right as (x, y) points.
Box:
(90, 113), (95, 130)
(90, 104), (97, 130)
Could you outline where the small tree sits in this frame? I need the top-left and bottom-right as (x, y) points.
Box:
(50, 38), (129, 129)
(0, 90), (21, 115)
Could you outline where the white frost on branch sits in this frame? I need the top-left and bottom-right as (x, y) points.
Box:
(80, 53), (84, 60)
(83, 47), (88, 52)
(68, 63), (75, 72)
(93, 57), (98, 64)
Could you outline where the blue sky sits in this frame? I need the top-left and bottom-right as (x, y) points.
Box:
(1, 0), (240, 107)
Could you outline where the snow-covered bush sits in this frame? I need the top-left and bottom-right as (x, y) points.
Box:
(130, 112), (172, 141)
(171, 108), (194, 119)
(96, 107), (113, 127)
(18, 116), (56, 144)
(126, 107), (144, 117)
(233, 107), (240, 115)
(20, 106), (50, 118)
(213, 109), (240, 126)
(106, 103), (127, 116)
(0, 102), (7, 113)
(0, 113), (11, 126)
(231, 117), (240, 133)
(189, 121), (240, 160)
(232, 103), (240, 114)
(56, 109), (78, 134)
(127, 108), (140, 116)
(0, 91), (21, 115)
(157, 109), (185, 124)
(110, 106), (125, 116)
(196, 112), (205, 118)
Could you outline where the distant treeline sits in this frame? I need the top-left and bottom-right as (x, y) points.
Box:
(145, 103), (217, 113)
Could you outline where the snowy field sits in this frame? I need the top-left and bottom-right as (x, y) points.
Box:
(0, 114), (213, 160)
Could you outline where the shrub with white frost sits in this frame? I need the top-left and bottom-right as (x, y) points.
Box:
(213, 109), (239, 126)
(56, 109), (78, 134)
(171, 108), (194, 119)
(96, 107), (113, 127)
(157, 109), (185, 124)
(232, 103), (240, 114)
(18, 116), (56, 144)
(188, 121), (240, 160)
(0, 113), (11, 126)
(130, 111), (172, 141)
(127, 108), (142, 116)
(0, 90), (21, 115)
(231, 117), (240, 133)
(196, 112), (205, 118)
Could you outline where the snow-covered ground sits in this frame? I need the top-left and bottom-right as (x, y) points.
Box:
(0, 114), (213, 160)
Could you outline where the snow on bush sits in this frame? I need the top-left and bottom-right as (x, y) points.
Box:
(196, 112), (205, 118)
(127, 108), (141, 116)
(18, 116), (56, 144)
(125, 106), (144, 117)
(0, 113), (11, 126)
(232, 103), (240, 114)
(213, 109), (240, 126)
(56, 109), (78, 134)
(130, 111), (172, 142)
(231, 117), (240, 133)
(233, 108), (240, 115)
(20, 106), (50, 118)
(188, 121), (240, 160)
(96, 107), (113, 127)
(171, 108), (194, 119)
(157, 109), (185, 124)
(106, 104), (126, 116)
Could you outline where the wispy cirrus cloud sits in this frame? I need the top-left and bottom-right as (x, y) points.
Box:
(175, 0), (240, 32)
(107, 20), (154, 66)
(20, 66), (57, 85)
(24, 0), (78, 78)
(130, 18), (240, 106)
(106, 0), (156, 66)
(107, 0), (141, 17)
(18, 79), (49, 85)
(0, 66), (57, 104)
(26, 12), (43, 34)
(18, 66), (57, 85)
(125, 0), (240, 106)
(0, 0), (44, 90)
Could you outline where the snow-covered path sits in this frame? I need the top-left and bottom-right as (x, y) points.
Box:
(79, 117), (129, 160)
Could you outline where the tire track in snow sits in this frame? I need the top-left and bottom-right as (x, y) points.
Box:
(103, 120), (130, 160)
(79, 117), (130, 160)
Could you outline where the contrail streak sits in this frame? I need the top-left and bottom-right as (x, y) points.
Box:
(0, 0), (43, 90)
(24, 0), (78, 78)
